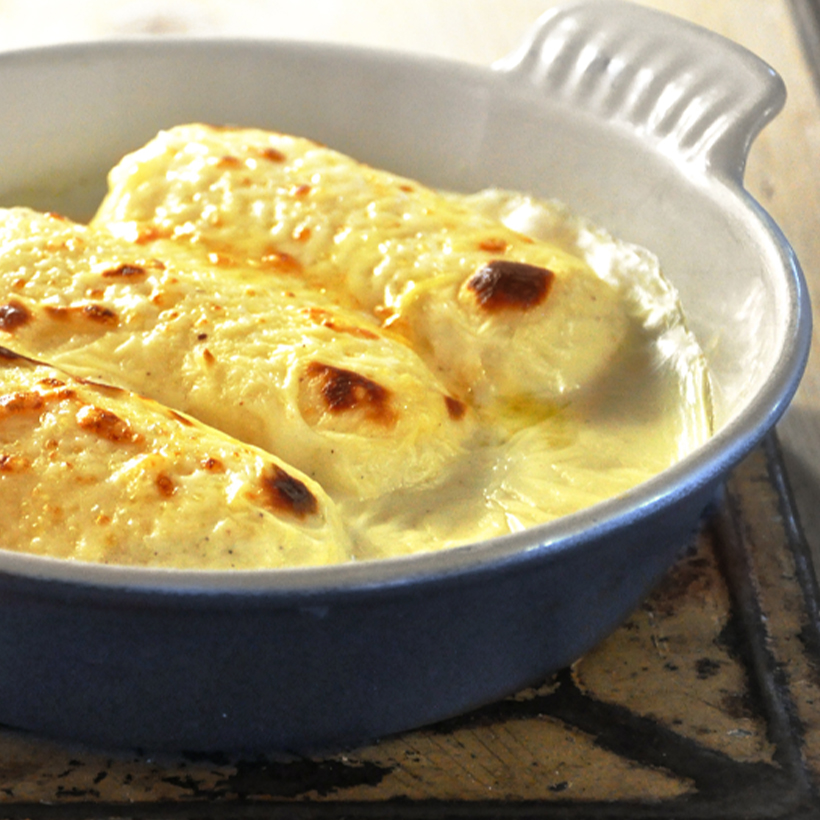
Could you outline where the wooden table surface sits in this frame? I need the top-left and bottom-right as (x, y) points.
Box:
(1, 0), (818, 567)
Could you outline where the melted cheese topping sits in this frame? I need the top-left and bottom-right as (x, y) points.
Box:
(0, 124), (712, 568)
(0, 348), (351, 568)
(94, 124), (629, 407)
(0, 208), (471, 502)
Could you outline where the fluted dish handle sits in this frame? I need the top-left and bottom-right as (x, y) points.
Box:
(494, 0), (785, 182)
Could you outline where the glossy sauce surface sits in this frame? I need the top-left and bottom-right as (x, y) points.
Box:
(0, 125), (712, 566)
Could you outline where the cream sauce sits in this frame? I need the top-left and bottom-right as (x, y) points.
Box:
(0, 125), (711, 567)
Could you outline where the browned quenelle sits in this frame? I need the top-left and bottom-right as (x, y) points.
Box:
(0, 346), (351, 568)
(0, 207), (474, 502)
(93, 124), (631, 407)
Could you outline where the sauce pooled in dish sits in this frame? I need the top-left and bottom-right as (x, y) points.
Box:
(0, 124), (711, 567)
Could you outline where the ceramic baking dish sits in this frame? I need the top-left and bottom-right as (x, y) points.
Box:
(0, 0), (810, 752)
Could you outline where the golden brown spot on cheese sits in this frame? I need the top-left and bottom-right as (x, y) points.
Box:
(259, 146), (286, 163)
(305, 361), (396, 425)
(301, 307), (379, 340)
(259, 464), (318, 518)
(293, 225), (312, 242)
(373, 304), (395, 322)
(136, 225), (172, 244)
(52, 389), (77, 402)
(43, 502), (64, 522)
(167, 409), (194, 427)
(102, 263), (147, 279)
(44, 238), (74, 253)
(44, 304), (119, 325)
(75, 405), (139, 443)
(291, 184), (311, 198)
(216, 155), (242, 168)
(0, 391), (45, 414)
(84, 304), (119, 324)
(0, 453), (30, 473)
(207, 251), (235, 267)
(467, 260), (554, 312)
(444, 395), (467, 421)
(30, 380), (77, 403)
(0, 300), (32, 332)
(260, 249), (302, 274)
(155, 473), (176, 498)
(478, 237), (509, 253)
(201, 456), (224, 472)
(202, 348), (216, 365)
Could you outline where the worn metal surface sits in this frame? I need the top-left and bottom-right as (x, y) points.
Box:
(0, 435), (814, 817)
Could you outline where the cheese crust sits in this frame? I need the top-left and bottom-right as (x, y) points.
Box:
(93, 124), (630, 407)
(0, 208), (472, 502)
(0, 124), (712, 568)
(0, 348), (351, 568)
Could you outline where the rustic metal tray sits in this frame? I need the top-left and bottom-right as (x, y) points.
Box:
(0, 435), (817, 818)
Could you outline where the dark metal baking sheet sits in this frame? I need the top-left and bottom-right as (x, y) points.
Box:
(0, 435), (816, 818)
